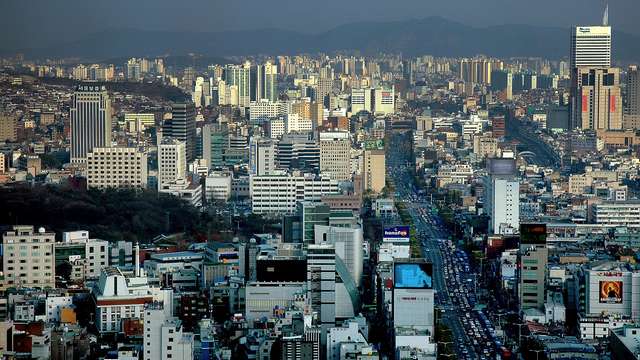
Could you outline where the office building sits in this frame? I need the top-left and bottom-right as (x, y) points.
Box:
(144, 305), (194, 360)
(485, 158), (520, 235)
(86, 147), (148, 189)
(351, 88), (373, 114)
(249, 100), (288, 124)
(592, 200), (640, 227)
(70, 84), (112, 163)
(570, 26), (611, 70)
(574, 67), (622, 130)
(202, 123), (229, 168)
(158, 137), (187, 192)
(60, 230), (109, 280)
(167, 103), (196, 161)
(314, 225), (364, 287)
(583, 262), (640, 322)
(124, 113), (155, 128)
(204, 171), (232, 202)
(373, 87), (395, 115)
(518, 224), (548, 311)
(245, 282), (306, 321)
(276, 133), (320, 172)
(307, 244), (336, 345)
(249, 171), (339, 214)
(362, 149), (386, 193)
(393, 260), (435, 336)
(249, 137), (276, 175)
(624, 65), (640, 129)
(2, 226), (56, 288)
(319, 131), (351, 181)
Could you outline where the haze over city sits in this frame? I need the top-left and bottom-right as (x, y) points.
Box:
(1, 1), (640, 360)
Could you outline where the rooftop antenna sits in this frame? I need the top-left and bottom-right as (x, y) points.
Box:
(602, 2), (609, 26)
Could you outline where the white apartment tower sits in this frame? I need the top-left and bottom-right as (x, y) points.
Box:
(70, 84), (112, 163)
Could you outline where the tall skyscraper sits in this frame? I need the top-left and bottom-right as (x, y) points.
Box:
(307, 244), (336, 346)
(169, 102), (197, 161)
(624, 65), (640, 129)
(70, 84), (112, 163)
(569, 25), (612, 128)
(225, 62), (251, 107)
(575, 67), (622, 130)
(570, 26), (611, 70)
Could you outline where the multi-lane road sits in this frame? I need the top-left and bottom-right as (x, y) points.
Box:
(387, 132), (505, 360)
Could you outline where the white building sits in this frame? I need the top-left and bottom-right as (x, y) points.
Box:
(249, 171), (339, 214)
(144, 305), (194, 360)
(61, 230), (109, 279)
(592, 201), (640, 227)
(94, 267), (157, 334)
(285, 113), (313, 134)
(159, 179), (203, 208)
(249, 100), (288, 124)
(327, 321), (368, 360)
(86, 147), (148, 189)
(350, 88), (373, 114)
(143, 251), (204, 280)
(158, 138), (187, 191)
(373, 87), (395, 115)
(244, 282), (305, 322)
(485, 158), (520, 235)
(45, 296), (73, 323)
(205, 171), (232, 202)
(2, 225), (55, 288)
(249, 137), (276, 176)
(570, 26), (611, 70)
(314, 225), (364, 287)
(269, 118), (286, 138)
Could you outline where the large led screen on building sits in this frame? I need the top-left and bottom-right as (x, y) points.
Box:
(394, 262), (433, 289)
(384, 226), (410, 239)
(520, 223), (547, 244)
(599, 281), (623, 304)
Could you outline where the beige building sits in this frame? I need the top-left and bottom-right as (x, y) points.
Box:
(576, 67), (622, 130)
(2, 225), (55, 288)
(362, 149), (385, 193)
(473, 135), (499, 159)
(319, 131), (351, 181)
(86, 147), (148, 189)
(0, 114), (17, 142)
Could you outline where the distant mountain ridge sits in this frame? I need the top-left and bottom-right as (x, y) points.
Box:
(6, 17), (640, 61)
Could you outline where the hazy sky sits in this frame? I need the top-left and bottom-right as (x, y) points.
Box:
(0, 0), (636, 50)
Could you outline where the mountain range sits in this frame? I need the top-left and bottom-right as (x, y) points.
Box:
(6, 17), (640, 62)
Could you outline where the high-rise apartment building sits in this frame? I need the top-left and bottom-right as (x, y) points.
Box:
(86, 147), (148, 189)
(225, 62), (252, 107)
(70, 84), (112, 163)
(2, 225), (56, 288)
(575, 67), (622, 130)
(263, 61), (278, 102)
(167, 102), (196, 161)
(319, 131), (351, 181)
